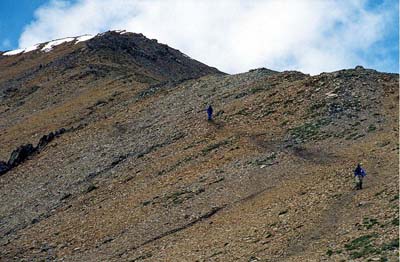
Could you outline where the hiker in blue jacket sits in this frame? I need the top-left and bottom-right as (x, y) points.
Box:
(207, 105), (213, 121)
(354, 163), (367, 190)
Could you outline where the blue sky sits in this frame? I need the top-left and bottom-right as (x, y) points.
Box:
(0, 0), (398, 74)
(0, 0), (48, 50)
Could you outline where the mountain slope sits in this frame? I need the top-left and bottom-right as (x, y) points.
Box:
(0, 31), (221, 160)
(0, 32), (398, 262)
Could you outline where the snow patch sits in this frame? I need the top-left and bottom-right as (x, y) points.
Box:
(75, 34), (95, 44)
(41, 37), (75, 52)
(3, 43), (41, 56)
(113, 30), (129, 34)
(3, 48), (25, 56)
(1, 30), (126, 56)
(24, 44), (41, 53)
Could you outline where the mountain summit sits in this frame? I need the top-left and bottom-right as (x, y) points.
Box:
(0, 31), (398, 261)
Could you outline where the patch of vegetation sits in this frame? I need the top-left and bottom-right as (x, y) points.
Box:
(280, 120), (289, 126)
(248, 255), (260, 262)
(345, 132), (359, 140)
(264, 232), (272, 238)
(249, 86), (265, 94)
(391, 217), (399, 226)
(86, 184), (97, 193)
(368, 124), (377, 132)
(157, 156), (194, 176)
(249, 152), (277, 166)
(345, 234), (377, 251)
(326, 249), (342, 257)
(283, 98), (294, 106)
(353, 133), (365, 139)
(269, 222), (278, 227)
(381, 238), (399, 251)
(350, 121), (361, 127)
(343, 234), (396, 259)
(289, 118), (330, 142)
(235, 92), (247, 99)
(209, 250), (224, 258)
(208, 177), (225, 185)
(166, 187), (205, 205)
(362, 218), (380, 229)
(259, 109), (276, 118)
(377, 140), (390, 147)
(202, 139), (231, 155)
(168, 190), (192, 204)
(309, 101), (326, 113)
(390, 194), (399, 202)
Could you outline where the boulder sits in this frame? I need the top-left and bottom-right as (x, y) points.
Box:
(0, 161), (10, 175)
(36, 132), (55, 151)
(7, 144), (36, 167)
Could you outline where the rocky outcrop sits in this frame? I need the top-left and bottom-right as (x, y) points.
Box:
(0, 161), (9, 174)
(7, 144), (35, 168)
(0, 127), (67, 175)
(86, 31), (223, 81)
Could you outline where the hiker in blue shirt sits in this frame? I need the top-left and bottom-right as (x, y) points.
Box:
(354, 163), (367, 190)
(207, 105), (213, 121)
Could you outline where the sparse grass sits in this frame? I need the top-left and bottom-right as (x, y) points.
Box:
(345, 132), (359, 140)
(309, 101), (326, 113)
(343, 234), (399, 260)
(326, 249), (342, 257)
(381, 239), (399, 251)
(202, 139), (231, 155)
(362, 217), (380, 229)
(250, 152), (277, 166)
(377, 140), (390, 147)
(349, 246), (379, 259)
(390, 194), (399, 202)
(209, 250), (224, 258)
(280, 120), (289, 126)
(260, 109), (275, 118)
(234, 108), (250, 116)
(374, 190), (385, 196)
(86, 184), (97, 193)
(290, 118), (330, 142)
(368, 124), (377, 132)
(249, 86), (265, 94)
(345, 234), (377, 251)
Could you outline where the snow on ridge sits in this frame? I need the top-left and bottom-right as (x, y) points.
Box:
(3, 48), (25, 56)
(24, 44), (41, 53)
(111, 29), (130, 35)
(2, 30), (136, 56)
(3, 43), (41, 55)
(41, 37), (76, 52)
(2, 34), (96, 56)
(75, 34), (95, 44)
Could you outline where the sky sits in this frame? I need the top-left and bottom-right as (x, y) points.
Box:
(0, 0), (398, 75)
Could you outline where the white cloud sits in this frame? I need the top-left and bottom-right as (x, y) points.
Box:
(18, 0), (397, 74)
